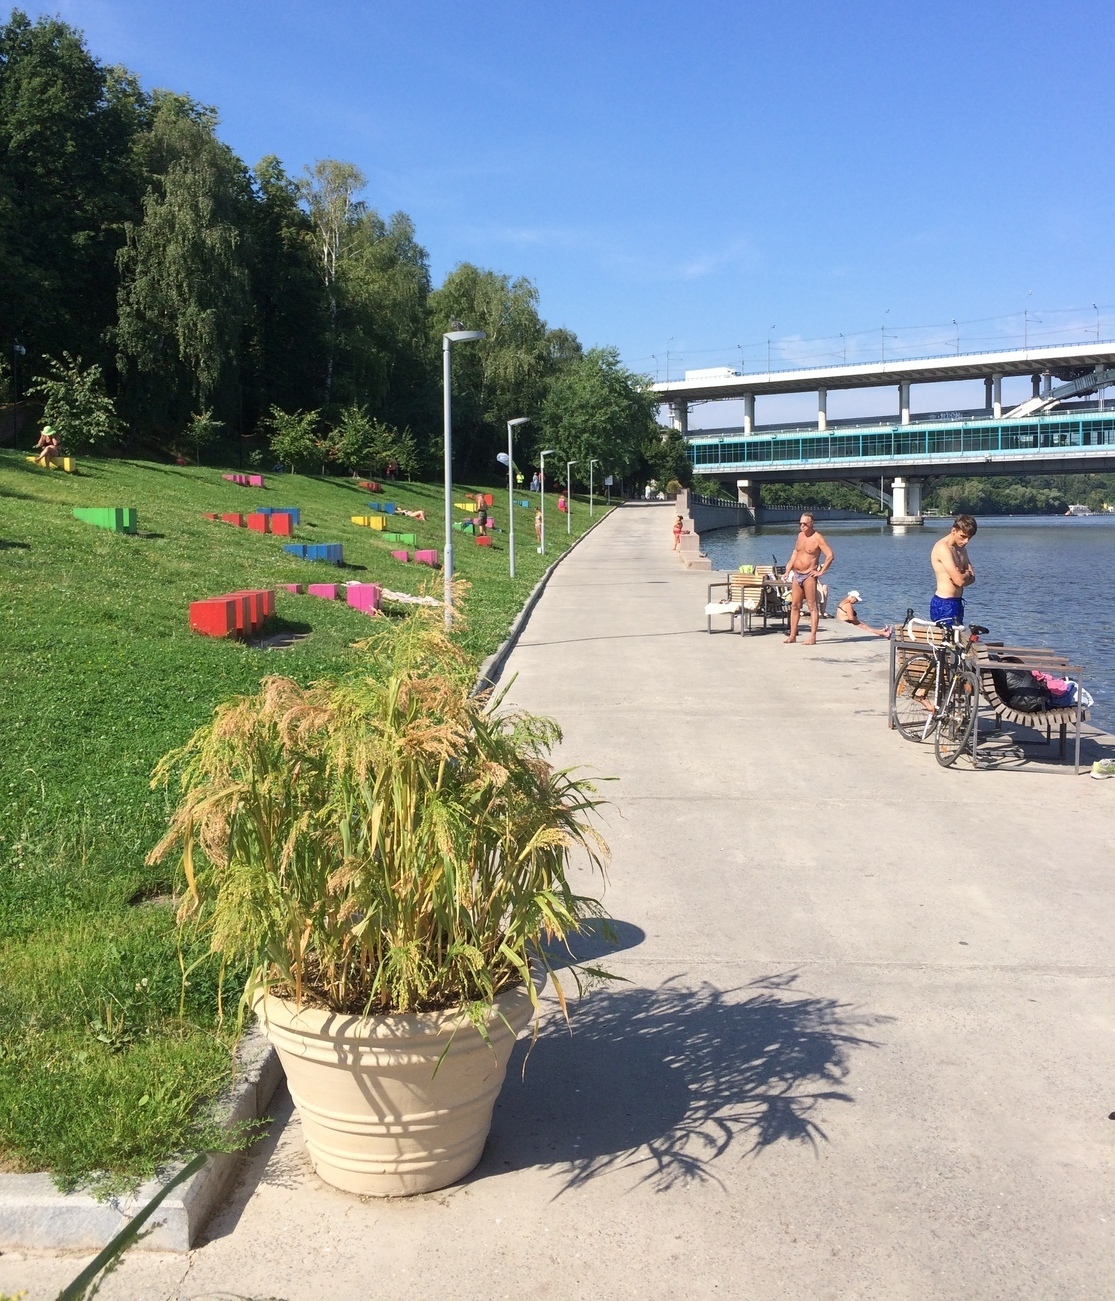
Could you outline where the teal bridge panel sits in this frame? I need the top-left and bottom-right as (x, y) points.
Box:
(688, 411), (1115, 474)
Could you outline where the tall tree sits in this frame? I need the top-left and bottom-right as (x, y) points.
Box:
(540, 346), (660, 482)
(429, 263), (579, 474)
(298, 159), (366, 405)
(0, 10), (149, 379)
(115, 94), (252, 436)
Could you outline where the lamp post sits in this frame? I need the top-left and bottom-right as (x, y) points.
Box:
(539, 448), (556, 553)
(588, 458), (600, 516)
(503, 417), (529, 578)
(442, 327), (486, 627)
(565, 460), (577, 533)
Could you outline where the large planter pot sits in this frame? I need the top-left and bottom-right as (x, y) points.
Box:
(254, 982), (535, 1196)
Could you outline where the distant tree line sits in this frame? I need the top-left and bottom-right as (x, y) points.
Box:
(757, 474), (1115, 516)
(0, 9), (688, 487)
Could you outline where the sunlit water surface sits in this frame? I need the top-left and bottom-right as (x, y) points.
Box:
(701, 515), (1115, 731)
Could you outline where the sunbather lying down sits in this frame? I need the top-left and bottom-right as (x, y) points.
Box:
(398, 508), (426, 520)
(836, 590), (893, 638)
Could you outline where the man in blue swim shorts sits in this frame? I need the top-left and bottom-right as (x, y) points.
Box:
(929, 514), (976, 626)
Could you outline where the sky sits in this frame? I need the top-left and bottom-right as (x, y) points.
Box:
(22, 0), (1115, 426)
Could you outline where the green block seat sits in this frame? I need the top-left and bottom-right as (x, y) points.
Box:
(73, 507), (138, 534)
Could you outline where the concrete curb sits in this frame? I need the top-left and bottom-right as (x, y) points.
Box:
(474, 504), (617, 694)
(0, 1028), (284, 1253)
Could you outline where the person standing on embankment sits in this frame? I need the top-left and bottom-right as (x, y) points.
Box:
(930, 514), (977, 626)
(782, 512), (834, 645)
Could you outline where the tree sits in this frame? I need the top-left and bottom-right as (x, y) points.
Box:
(540, 346), (659, 482)
(115, 94), (252, 437)
(183, 408), (223, 465)
(299, 160), (366, 404)
(265, 406), (320, 472)
(429, 264), (577, 475)
(333, 404), (421, 479)
(29, 352), (122, 450)
(0, 12), (149, 381)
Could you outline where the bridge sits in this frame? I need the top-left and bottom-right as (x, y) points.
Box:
(652, 342), (1115, 521)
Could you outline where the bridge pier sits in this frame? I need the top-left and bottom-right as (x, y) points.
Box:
(736, 478), (761, 513)
(817, 387), (827, 431)
(743, 393), (754, 435)
(671, 401), (689, 436)
(890, 476), (924, 525)
(899, 381), (911, 426)
(993, 373), (1002, 418)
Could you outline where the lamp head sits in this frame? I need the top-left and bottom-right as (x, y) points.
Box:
(540, 448), (556, 457)
(444, 329), (486, 344)
(507, 417), (530, 428)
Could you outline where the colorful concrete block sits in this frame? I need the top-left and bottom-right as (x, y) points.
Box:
(269, 512), (293, 536)
(202, 512), (219, 520)
(248, 474), (264, 487)
(414, 549), (439, 567)
(284, 543), (343, 565)
(483, 494), (494, 508)
(308, 583), (338, 600)
(454, 502), (473, 511)
(476, 534), (493, 547)
(516, 498), (530, 508)
(221, 512), (244, 526)
(369, 516), (386, 531)
(358, 480), (382, 492)
(72, 507), (137, 534)
(346, 583), (381, 613)
(485, 517), (495, 528)
(189, 598), (238, 638)
(390, 549), (409, 562)
(282, 583), (305, 594)
(351, 515), (370, 526)
(247, 513), (270, 534)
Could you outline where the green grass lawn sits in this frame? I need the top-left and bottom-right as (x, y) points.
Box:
(0, 451), (610, 1189)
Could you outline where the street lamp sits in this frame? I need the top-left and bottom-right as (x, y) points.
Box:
(539, 448), (556, 553)
(502, 417), (529, 578)
(565, 460), (578, 533)
(442, 327), (486, 627)
(588, 458), (600, 516)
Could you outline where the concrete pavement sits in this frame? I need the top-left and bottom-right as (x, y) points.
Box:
(3, 501), (1113, 1300)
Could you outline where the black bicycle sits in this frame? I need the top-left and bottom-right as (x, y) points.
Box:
(892, 620), (985, 767)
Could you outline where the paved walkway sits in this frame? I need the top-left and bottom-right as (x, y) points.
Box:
(4, 503), (1113, 1300)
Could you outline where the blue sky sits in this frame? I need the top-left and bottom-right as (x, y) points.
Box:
(25, 0), (1115, 424)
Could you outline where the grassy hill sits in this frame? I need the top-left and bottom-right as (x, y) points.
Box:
(0, 451), (608, 1188)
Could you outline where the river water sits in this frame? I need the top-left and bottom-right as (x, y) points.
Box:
(701, 515), (1115, 731)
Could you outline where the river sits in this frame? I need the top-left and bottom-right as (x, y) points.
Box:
(701, 515), (1115, 731)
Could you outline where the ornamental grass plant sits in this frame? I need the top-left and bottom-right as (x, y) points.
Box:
(148, 612), (611, 1024)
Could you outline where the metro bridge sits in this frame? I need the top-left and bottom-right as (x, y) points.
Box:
(651, 341), (1115, 521)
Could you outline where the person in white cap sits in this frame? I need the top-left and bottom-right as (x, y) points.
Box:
(836, 590), (892, 638)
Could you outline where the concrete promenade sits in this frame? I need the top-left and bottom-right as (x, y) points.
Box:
(4, 502), (1113, 1299)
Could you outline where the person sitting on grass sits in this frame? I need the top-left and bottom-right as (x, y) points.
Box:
(33, 425), (61, 466)
(836, 590), (893, 638)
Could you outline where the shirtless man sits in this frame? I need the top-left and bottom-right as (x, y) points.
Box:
(930, 514), (977, 626)
(782, 513), (834, 644)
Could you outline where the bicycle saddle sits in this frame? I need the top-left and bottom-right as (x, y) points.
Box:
(970, 624), (989, 635)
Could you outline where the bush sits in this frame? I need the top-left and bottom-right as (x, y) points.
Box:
(28, 353), (122, 451)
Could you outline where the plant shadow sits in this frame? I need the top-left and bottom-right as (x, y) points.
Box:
(477, 971), (889, 1195)
(0, 539), (31, 550)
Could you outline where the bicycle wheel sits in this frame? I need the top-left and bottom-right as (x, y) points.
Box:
(893, 650), (939, 741)
(935, 668), (978, 767)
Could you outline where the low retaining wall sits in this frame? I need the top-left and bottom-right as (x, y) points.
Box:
(675, 490), (752, 568)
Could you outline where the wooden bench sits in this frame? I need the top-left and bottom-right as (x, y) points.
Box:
(706, 567), (788, 634)
(972, 646), (1088, 767)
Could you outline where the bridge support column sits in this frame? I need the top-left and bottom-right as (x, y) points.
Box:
(671, 401), (689, 435)
(899, 381), (911, 425)
(1042, 372), (1053, 398)
(736, 478), (761, 513)
(992, 373), (1002, 418)
(890, 476), (924, 525)
(985, 377), (994, 409)
(1032, 373), (1041, 398)
(743, 393), (754, 435)
(817, 387), (827, 431)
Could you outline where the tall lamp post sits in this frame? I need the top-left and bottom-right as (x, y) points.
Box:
(565, 460), (577, 533)
(588, 458), (599, 516)
(442, 327), (486, 627)
(503, 417), (529, 578)
(539, 448), (556, 554)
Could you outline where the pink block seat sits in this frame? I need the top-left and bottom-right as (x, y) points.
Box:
(248, 474), (264, 487)
(308, 583), (338, 600)
(346, 583), (382, 614)
(390, 549), (409, 562)
(414, 549), (439, 567)
(282, 583), (305, 594)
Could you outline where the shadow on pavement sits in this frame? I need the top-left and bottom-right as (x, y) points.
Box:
(479, 971), (889, 1195)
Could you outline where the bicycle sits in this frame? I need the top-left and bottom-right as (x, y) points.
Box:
(891, 618), (986, 767)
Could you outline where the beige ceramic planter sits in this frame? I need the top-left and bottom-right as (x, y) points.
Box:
(255, 982), (534, 1196)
